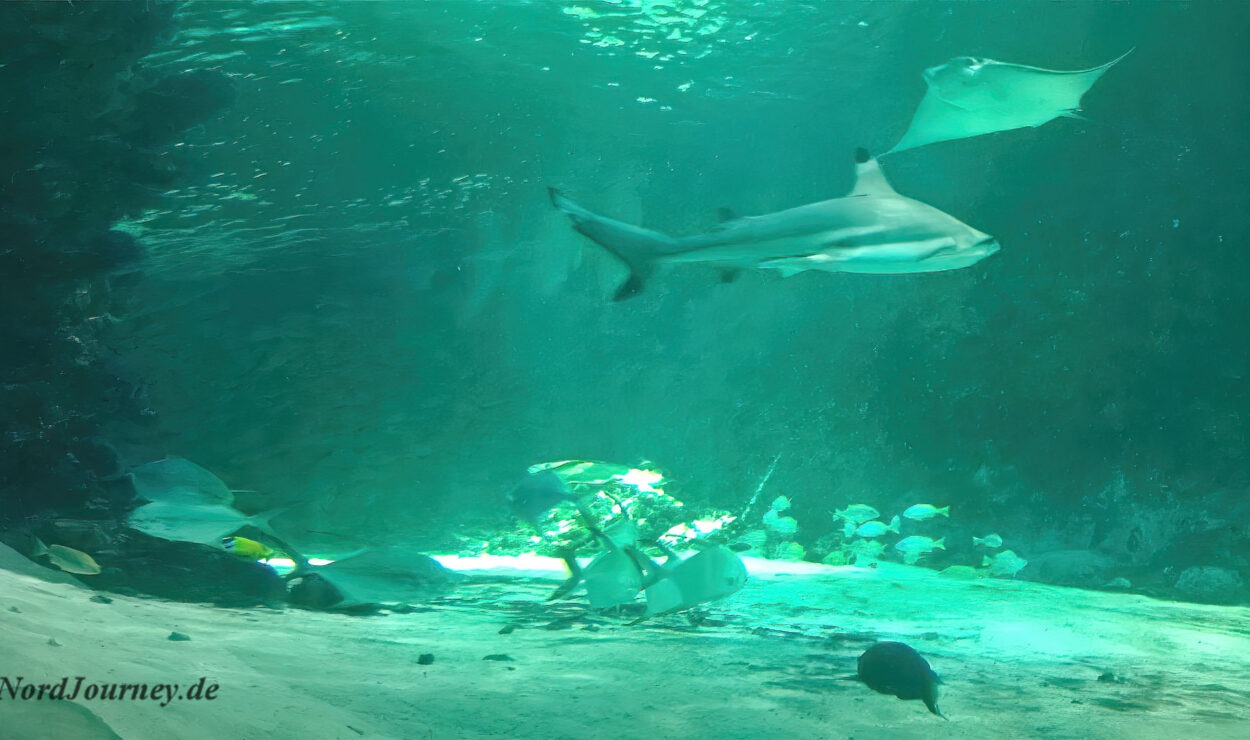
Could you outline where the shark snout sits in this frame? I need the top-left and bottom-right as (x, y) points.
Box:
(974, 236), (1001, 259)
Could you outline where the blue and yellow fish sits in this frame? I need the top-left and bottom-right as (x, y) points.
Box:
(221, 536), (276, 561)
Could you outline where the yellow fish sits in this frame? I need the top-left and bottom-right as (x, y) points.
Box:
(33, 539), (101, 575)
(221, 536), (275, 561)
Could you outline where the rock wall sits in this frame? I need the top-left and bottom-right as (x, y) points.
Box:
(0, 3), (232, 522)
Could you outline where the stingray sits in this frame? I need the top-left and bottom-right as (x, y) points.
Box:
(291, 545), (462, 609)
(886, 49), (1133, 154)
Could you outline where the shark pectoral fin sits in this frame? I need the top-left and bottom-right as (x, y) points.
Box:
(613, 269), (652, 301)
(761, 254), (830, 277)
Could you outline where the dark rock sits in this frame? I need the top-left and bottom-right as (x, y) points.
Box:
(0, 3), (231, 526)
(87, 528), (287, 608)
(1174, 566), (1246, 605)
(417, 653), (434, 665)
(482, 654), (514, 662)
(167, 631), (190, 642)
(90, 594), (113, 604)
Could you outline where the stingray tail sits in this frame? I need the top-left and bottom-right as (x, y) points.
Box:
(549, 188), (678, 301)
(1071, 46), (1135, 95)
(1092, 47), (1135, 74)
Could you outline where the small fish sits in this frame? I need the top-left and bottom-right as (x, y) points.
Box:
(902, 504), (950, 521)
(854, 515), (901, 539)
(33, 540), (101, 576)
(833, 504), (880, 525)
(773, 542), (807, 562)
(847, 538), (886, 564)
(769, 495), (792, 512)
(857, 641), (944, 717)
(762, 509), (799, 536)
(507, 470), (574, 523)
(973, 533), (1003, 548)
(982, 550), (1028, 578)
(729, 529), (768, 552)
(848, 539), (885, 557)
(221, 536), (275, 561)
(894, 536), (945, 565)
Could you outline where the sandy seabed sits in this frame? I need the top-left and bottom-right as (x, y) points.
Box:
(2, 547), (1248, 739)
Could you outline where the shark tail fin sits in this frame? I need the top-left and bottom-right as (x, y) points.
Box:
(549, 188), (677, 301)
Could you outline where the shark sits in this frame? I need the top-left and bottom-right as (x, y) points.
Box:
(549, 149), (999, 300)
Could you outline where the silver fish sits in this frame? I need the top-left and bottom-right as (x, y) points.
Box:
(854, 516), (901, 539)
(973, 533), (1003, 548)
(834, 504), (881, 526)
(894, 536), (946, 565)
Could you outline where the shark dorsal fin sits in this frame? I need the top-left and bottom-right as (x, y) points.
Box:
(849, 148), (897, 197)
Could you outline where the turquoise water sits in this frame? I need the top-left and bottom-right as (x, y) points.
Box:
(2, 2), (1250, 737)
(118, 1), (1246, 585)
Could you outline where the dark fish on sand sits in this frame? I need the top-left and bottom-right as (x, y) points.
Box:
(857, 641), (944, 717)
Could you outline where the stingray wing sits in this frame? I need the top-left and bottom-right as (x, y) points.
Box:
(311, 545), (460, 607)
(888, 91), (1015, 153)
